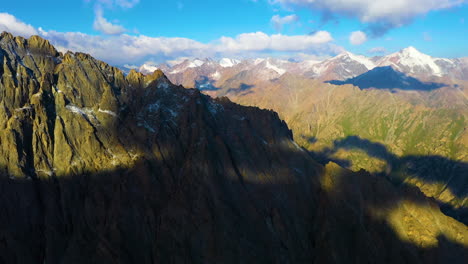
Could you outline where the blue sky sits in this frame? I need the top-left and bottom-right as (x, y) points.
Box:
(1, 0), (467, 65)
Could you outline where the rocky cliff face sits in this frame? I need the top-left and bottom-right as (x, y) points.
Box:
(0, 32), (466, 264)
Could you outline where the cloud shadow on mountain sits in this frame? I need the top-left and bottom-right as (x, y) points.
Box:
(326, 66), (447, 91)
(195, 76), (220, 91)
(194, 76), (255, 97)
(225, 83), (255, 96)
(302, 136), (352, 169)
(305, 135), (468, 224)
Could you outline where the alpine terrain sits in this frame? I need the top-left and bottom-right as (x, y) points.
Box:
(0, 32), (467, 263)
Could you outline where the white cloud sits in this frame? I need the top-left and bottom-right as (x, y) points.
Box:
(43, 30), (334, 65)
(38, 30), (208, 64)
(368, 47), (387, 54)
(2, 13), (337, 66)
(93, 8), (126, 35)
(271, 14), (299, 31)
(123, 64), (138, 69)
(0, 13), (38, 37)
(86, 0), (137, 35)
(217, 31), (333, 52)
(46, 31), (333, 64)
(166, 57), (191, 66)
(271, 0), (466, 35)
(293, 52), (331, 61)
(349, 31), (367, 45)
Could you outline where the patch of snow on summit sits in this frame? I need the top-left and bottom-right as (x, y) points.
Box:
(219, 58), (240, 68)
(188, 59), (205, 68)
(211, 71), (221, 80)
(254, 58), (266, 65)
(344, 52), (376, 70)
(265, 61), (286, 75)
(377, 47), (443, 76)
(139, 64), (158, 74)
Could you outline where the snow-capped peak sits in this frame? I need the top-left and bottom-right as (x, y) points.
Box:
(188, 59), (205, 68)
(211, 70), (221, 80)
(377, 46), (443, 76)
(139, 64), (158, 75)
(253, 58), (266, 65)
(219, 58), (241, 68)
(337, 51), (375, 70)
(265, 60), (286, 75)
(400, 46), (423, 57)
(302, 60), (321, 66)
(298, 59), (321, 71)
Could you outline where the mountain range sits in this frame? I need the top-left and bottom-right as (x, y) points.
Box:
(0, 32), (467, 263)
(128, 46), (468, 90)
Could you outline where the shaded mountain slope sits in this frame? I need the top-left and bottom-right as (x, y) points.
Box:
(0, 32), (467, 263)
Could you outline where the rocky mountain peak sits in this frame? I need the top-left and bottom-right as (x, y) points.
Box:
(400, 46), (424, 56)
(145, 68), (166, 81)
(138, 63), (159, 75)
(219, 57), (241, 67)
(0, 31), (14, 41)
(27, 35), (59, 56)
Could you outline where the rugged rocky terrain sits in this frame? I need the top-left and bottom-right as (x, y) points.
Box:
(0, 32), (467, 263)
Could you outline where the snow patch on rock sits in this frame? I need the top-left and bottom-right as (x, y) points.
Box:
(211, 70), (221, 80)
(188, 59), (205, 68)
(219, 58), (240, 68)
(98, 108), (117, 117)
(265, 60), (286, 75)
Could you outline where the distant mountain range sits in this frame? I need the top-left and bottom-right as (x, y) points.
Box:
(126, 47), (468, 90)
